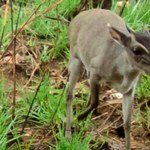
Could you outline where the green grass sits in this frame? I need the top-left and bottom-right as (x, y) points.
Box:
(137, 75), (150, 98)
(0, 80), (16, 149)
(123, 1), (150, 30)
(0, 0), (150, 149)
(0, 74), (93, 149)
(56, 115), (92, 150)
(0, 109), (13, 149)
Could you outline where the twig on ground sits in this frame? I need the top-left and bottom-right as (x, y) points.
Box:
(11, 0), (22, 120)
(24, 64), (40, 88)
(91, 112), (108, 121)
(10, 0), (15, 120)
(100, 104), (120, 129)
(98, 116), (121, 133)
(44, 16), (70, 24)
(20, 73), (45, 134)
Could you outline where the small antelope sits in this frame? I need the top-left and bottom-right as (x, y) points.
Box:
(65, 9), (150, 150)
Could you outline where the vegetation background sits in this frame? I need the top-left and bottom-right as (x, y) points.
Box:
(0, 0), (150, 149)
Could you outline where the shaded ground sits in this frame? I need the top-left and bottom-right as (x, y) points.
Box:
(0, 35), (150, 150)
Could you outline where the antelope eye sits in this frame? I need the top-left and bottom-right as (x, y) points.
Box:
(132, 47), (144, 55)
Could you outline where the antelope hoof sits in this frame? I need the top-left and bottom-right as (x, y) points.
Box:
(65, 130), (72, 139)
(77, 113), (88, 121)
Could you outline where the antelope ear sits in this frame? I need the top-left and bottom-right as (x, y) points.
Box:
(107, 24), (131, 47)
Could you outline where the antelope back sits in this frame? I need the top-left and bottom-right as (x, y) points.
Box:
(69, 9), (150, 75)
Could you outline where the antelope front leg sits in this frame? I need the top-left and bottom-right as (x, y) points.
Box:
(65, 93), (73, 139)
(65, 58), (82, 139)
(122, 89), (135, 150)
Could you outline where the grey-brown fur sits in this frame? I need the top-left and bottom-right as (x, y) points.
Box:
(65, 9), (150, 150)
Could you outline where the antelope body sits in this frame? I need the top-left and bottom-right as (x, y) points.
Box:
(65, 9), (150, 150)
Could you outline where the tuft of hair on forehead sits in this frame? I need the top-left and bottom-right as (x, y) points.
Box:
(134, 32), (150, 51)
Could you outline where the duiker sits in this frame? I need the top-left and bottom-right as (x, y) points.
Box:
(65, 9), (150, 150)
